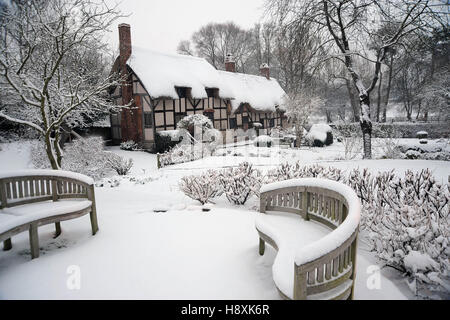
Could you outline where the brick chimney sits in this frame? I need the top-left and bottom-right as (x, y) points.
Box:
(260, 63), (270, 79)
(117, 23), (142, 144)
(225, 53), (236, 72)
(119, 23), (132, 70)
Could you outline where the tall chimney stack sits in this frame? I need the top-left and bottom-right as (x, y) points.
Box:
(260, 63), (270, 80)
(225, 53), (236, 72)
(117, 24), (142, 144)
(119, 23), (132, 68)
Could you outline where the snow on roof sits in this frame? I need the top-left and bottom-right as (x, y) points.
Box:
(218, 71), (286, 112)
(128, 47), (227, 100)
(127, 47), (286, 112)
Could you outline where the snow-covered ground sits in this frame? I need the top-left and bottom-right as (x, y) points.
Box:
(0, 140), (448, 299)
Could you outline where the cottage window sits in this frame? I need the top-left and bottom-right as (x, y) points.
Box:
(144, 112), (153, 128)
(242, 116), (249, 125)
(269, 118), (275, 128)
(229, 118), (237, 129)
(205, 88), (219, 98)
(175, 113), (187, 125)
(175, 87), (191, 99)
(204, 110), (214, 122)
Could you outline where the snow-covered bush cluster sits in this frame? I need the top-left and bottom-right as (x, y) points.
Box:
(179, 162), (262, 206)
(254, 135), (273, 148)
(219, 162), (263, 204)
(177, 114), (213, 132)
(158, 144), (204, 168)
(105, 153), (134, 176)
(179, 170), (222, 205)
(31, 137), (134, 180)
(265, 162), (346, 184)
(158, 130), (222, 168)
(95, 174), (160, 188)
(120, 140), (140, 151)
(348, 168), (449, 297)
(333, 126), (363, 160)
(396, 141), (450, 161)
(306, 124), (333, 147)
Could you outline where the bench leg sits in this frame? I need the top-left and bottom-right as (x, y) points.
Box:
(54, 222), (62, 239)
(29, 224), (39, 259)
(3, 238), (12, 251)
(259, 238), (265, 256)
(90, 210), (99, 235)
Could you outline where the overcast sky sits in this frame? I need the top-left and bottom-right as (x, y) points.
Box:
(106, 0), (266, 54)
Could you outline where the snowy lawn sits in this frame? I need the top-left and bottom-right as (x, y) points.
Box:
(0, 140), (448, 299)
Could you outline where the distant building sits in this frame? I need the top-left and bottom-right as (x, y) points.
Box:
(109, 24), (287, 149)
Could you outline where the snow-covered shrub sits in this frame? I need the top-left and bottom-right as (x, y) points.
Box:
(334, 126), (363, 160)
(219, 162), (263, 204)
(417, 131), (429, 139)
(120, 140), (140, 151)
(105, 152), (133, 176)
(30, 140), (52, 169)
(419, 139), (428, 145)
(254, 135), (273, 148)
(203, 128), (223, 154)
(306, 124), (333, 147)
(179, 170), (222, 205)
(177, 114), (213, 133)
(32, 137), (113, 180)
(349, 168), (450, 297)
(374, 127), (403, 159)
(265, 162), (346, 184)
(155, 131), (181, 153)
(62, 137), (112, 180)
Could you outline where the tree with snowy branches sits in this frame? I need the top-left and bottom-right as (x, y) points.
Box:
(282, 90), (324, 148)
(0, 0), (125, 169)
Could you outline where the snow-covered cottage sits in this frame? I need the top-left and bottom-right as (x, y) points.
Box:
(109, 24), (287, 149)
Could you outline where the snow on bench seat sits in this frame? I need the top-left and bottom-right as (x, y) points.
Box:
(0, 170), (98, 259)
(0, 200), (92, 234)
(256, 211), (330, 298)
(257, 178), (361, 300)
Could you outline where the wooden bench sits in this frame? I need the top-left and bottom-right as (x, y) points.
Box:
(0, 170), (99, 259)
(257, 178), (361, 300)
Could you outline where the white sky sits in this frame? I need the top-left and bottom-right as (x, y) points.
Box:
(106, 0), (266, 54)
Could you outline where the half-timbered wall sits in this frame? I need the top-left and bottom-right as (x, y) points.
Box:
(111, 72), (285, 148)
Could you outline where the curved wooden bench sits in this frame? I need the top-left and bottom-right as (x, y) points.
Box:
(257, 178), (361, 300)
(0, 170), (99, 259)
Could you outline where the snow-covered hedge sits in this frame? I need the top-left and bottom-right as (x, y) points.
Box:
(31, 137), (134, 180)
(219, 162), (263, 205)
(177, 114), (213, 133)
(348, 168), (449, 297)
(158, 129), (222, 168)
(179, 170), (222, 205)
(254, 135), (273, 148)
(120, 140), (140, 151)
(306, 124), (333, 147)
(265, 163), (346, 184)
(105, 152), (134, 176)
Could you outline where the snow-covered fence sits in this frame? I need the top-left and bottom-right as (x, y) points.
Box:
(0, 170), (99, 259)
(257, 179), (361, 300)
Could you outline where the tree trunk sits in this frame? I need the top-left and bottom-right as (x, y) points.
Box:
(44, 134), (60, 170)
(359, 95), (373, 159)
(345, 78), (360, 122)
(376, 70), (383, 122)
(382, 54), (395, 123)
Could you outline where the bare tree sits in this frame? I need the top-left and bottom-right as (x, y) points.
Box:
(0, 0), (124, 169)
(321, 0), (439, 159)
(177, 40), (194, 56)
(283, 90), (324, 147)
